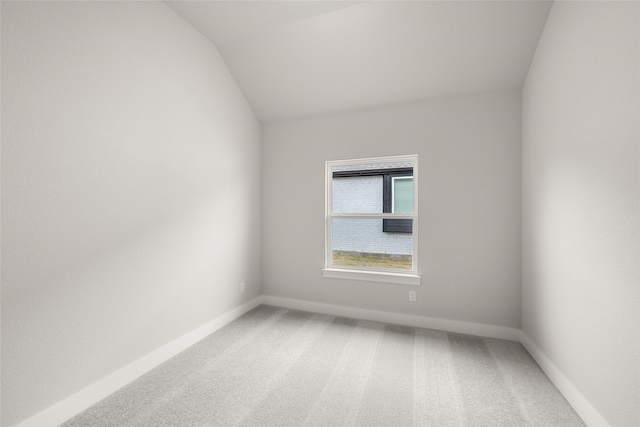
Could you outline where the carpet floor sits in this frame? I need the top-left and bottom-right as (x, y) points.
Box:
(63, 305), (585, 426)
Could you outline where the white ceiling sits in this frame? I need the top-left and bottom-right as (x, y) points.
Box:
(166, 1), (552, 123)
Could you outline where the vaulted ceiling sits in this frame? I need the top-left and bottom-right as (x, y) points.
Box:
(166, 1), (552, 123)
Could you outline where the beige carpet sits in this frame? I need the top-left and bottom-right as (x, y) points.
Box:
(63, 305), (585, 426)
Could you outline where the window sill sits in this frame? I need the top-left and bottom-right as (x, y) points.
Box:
(322, 268), (421, 286)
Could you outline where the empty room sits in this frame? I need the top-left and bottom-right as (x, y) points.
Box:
(1, 1), (638, 426)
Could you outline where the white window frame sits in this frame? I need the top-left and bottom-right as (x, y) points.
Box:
(323, 154), (421, 286)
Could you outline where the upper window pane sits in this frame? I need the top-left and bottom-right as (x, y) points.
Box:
(331, 161), (413, 214)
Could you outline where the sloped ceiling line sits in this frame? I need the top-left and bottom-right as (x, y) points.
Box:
(166, 1), (553, 123)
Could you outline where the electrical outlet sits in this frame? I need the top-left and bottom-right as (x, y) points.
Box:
(240, 282), (245, 293)
(409, 291), (416, 302)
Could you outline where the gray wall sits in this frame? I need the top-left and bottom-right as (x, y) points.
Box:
(1, 3), (262, 426)
(522, 2), (639, 426)
(263, 91), (522, 328)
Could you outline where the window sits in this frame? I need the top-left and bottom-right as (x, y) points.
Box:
(323, 155), (420, 285)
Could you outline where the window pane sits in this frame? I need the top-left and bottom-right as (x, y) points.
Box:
(331, 218), (412, 270)
(331, 161), (413, 214)
(393, 177), (413, 213)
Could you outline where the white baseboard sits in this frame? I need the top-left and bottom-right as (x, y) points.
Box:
(519, 331), (610, 427)
(14, 295), (608, 427)
(264, 296), (611, 426)
(15, 297), (263, 427)
(260, 295), (521, 341)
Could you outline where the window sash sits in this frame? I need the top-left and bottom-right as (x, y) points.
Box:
(326, 216), (418, 274)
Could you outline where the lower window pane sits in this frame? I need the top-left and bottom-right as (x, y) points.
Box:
(331, 218), (413, 270)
